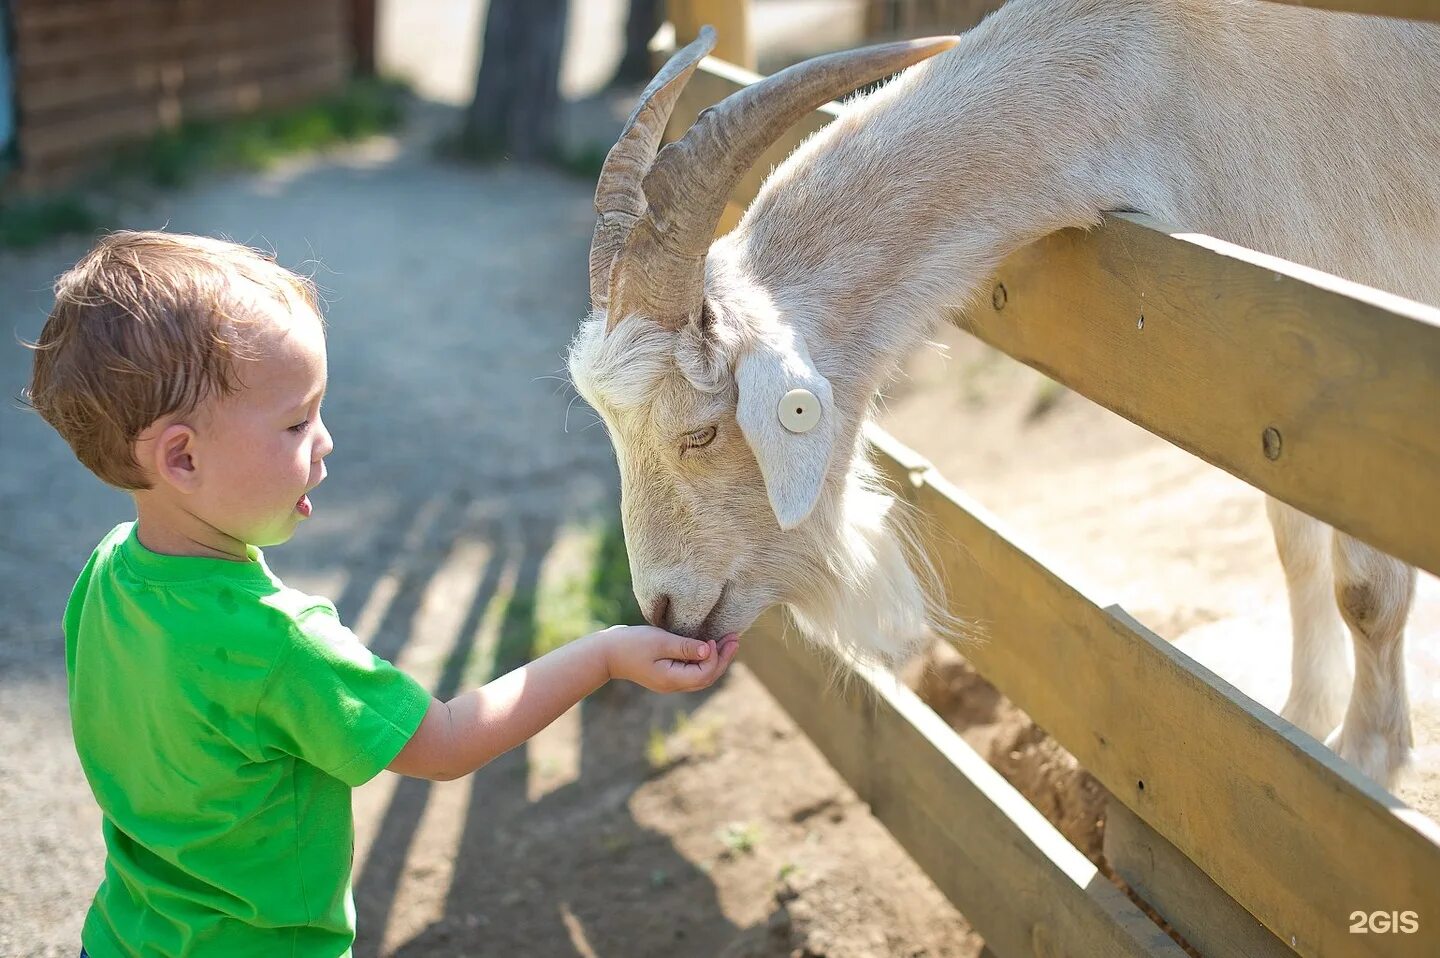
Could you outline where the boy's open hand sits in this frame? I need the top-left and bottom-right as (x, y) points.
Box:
(596, 625), (741, 693)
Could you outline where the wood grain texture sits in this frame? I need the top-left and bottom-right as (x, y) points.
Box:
(18, 60), (346, 163)
(667, 0), (755, 69)
(21, 30), (346, 116)
(973, 213), (1440, 580)
(866, 425), (1440, 958)
(740, 614), (1188, 958)
(1104, 801), (1295, 958)
(8, 0), (350, 185)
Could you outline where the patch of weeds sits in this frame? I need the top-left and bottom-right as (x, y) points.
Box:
(0, 194), (101, 249)
(2, 77), (409, 249)
(717, 821), (761, 857)
(111, 76), (409, 188)
(777, 862), (799, 881)
(645, 709), (725, 771)
(646, 725), (673, 770)
(679, 712), (722, 758)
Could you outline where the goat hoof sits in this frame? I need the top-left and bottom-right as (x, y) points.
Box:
(1325, 724), (1413, 791)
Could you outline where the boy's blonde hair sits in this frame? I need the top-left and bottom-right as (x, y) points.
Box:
(24, 230), (320, 490)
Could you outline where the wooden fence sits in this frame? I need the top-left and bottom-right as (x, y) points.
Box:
(4, 0), (352, 190)
(667, 2), (1440, 955)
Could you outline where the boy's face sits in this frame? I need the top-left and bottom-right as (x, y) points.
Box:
(188, 304), (332, 548)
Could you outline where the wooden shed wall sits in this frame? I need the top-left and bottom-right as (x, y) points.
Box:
(5, 0), (351, 191)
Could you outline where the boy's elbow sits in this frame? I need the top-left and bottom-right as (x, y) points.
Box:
(392, 753), (467, 782)
(428, 763), (469, 783)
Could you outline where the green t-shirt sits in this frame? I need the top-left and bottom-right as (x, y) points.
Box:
(64, 523), (432, 957)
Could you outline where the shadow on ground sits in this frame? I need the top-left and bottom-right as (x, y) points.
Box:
(0, 96), (750, 957)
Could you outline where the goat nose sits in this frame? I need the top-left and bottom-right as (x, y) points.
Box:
(646, 594), (673, 631)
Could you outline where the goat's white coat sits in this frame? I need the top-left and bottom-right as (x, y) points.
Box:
(569, 0), (1440, 787)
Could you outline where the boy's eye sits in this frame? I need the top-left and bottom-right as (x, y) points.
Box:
(681, 425), (717, 451)
(289, 420), (310, 434)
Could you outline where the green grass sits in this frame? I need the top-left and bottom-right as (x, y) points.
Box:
(646, 708), (724, 771)
(1, 77), (409, 249)
(111, 77), (408, 189)
(452, 518), (644, 686)
(717, 821), (762, 856)
(0, 194), (100, 249)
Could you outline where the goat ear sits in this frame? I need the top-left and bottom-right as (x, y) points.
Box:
(734, 329), (836, 530)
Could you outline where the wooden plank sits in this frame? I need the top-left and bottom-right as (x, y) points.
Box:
(974, 214), (1440, 581)
(671, 59), (1440, 580)
(18, 60), (346, 165)
(19, 30), (347, 117)
(15, 2), (343, 79)
(1104, 801), (1295, 958)
(1260, 0), (1440, 23)
(667, 0), (755, 70)
(11, 0), (339, 42)
(739, 611), (1187, 958)
(865, 425), (1440, 958)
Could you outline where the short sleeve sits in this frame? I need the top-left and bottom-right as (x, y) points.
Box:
(254, 605), (432, 786)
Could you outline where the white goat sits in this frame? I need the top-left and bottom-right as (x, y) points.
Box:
(567, 0), (1440, 789)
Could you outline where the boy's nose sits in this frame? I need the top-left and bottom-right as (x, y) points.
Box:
(314, 419), (335, 459)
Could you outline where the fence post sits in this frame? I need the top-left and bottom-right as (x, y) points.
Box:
(666, 0), (755, 70)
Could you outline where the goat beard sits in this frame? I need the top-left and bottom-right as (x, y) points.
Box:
(778, 452), (955, 669)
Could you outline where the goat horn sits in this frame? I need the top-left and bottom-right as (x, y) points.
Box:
(590, 27), (717, 314)
(610, 35), (960, 330)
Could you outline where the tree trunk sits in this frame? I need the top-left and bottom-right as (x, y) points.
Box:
(463, 0), (569, 160)
(612, 0), (663, 85)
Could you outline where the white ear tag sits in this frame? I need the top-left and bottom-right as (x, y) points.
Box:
(778, 388), (821, 434)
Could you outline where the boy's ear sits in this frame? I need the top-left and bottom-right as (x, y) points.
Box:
(148, 423), (199, 492)
(734, 326), (836, 530)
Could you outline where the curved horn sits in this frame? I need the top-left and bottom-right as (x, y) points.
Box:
(590, 27), (717, 313)
(610, 35), (960, 330)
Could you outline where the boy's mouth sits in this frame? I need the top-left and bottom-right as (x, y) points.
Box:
(296, 494), (313, 518)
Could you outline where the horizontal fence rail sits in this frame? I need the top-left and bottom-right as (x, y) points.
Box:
(671, 58), (1440, 581)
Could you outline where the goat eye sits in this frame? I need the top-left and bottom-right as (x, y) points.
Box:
(682, 425), (717, 451)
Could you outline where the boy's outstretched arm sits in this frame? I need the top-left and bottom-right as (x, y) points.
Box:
(388, 626), (740, 782)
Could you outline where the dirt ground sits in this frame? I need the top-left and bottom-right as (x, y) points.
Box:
(6, 4), (1439, 957)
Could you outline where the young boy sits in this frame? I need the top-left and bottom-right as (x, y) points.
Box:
(25, 230), (741, 957)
